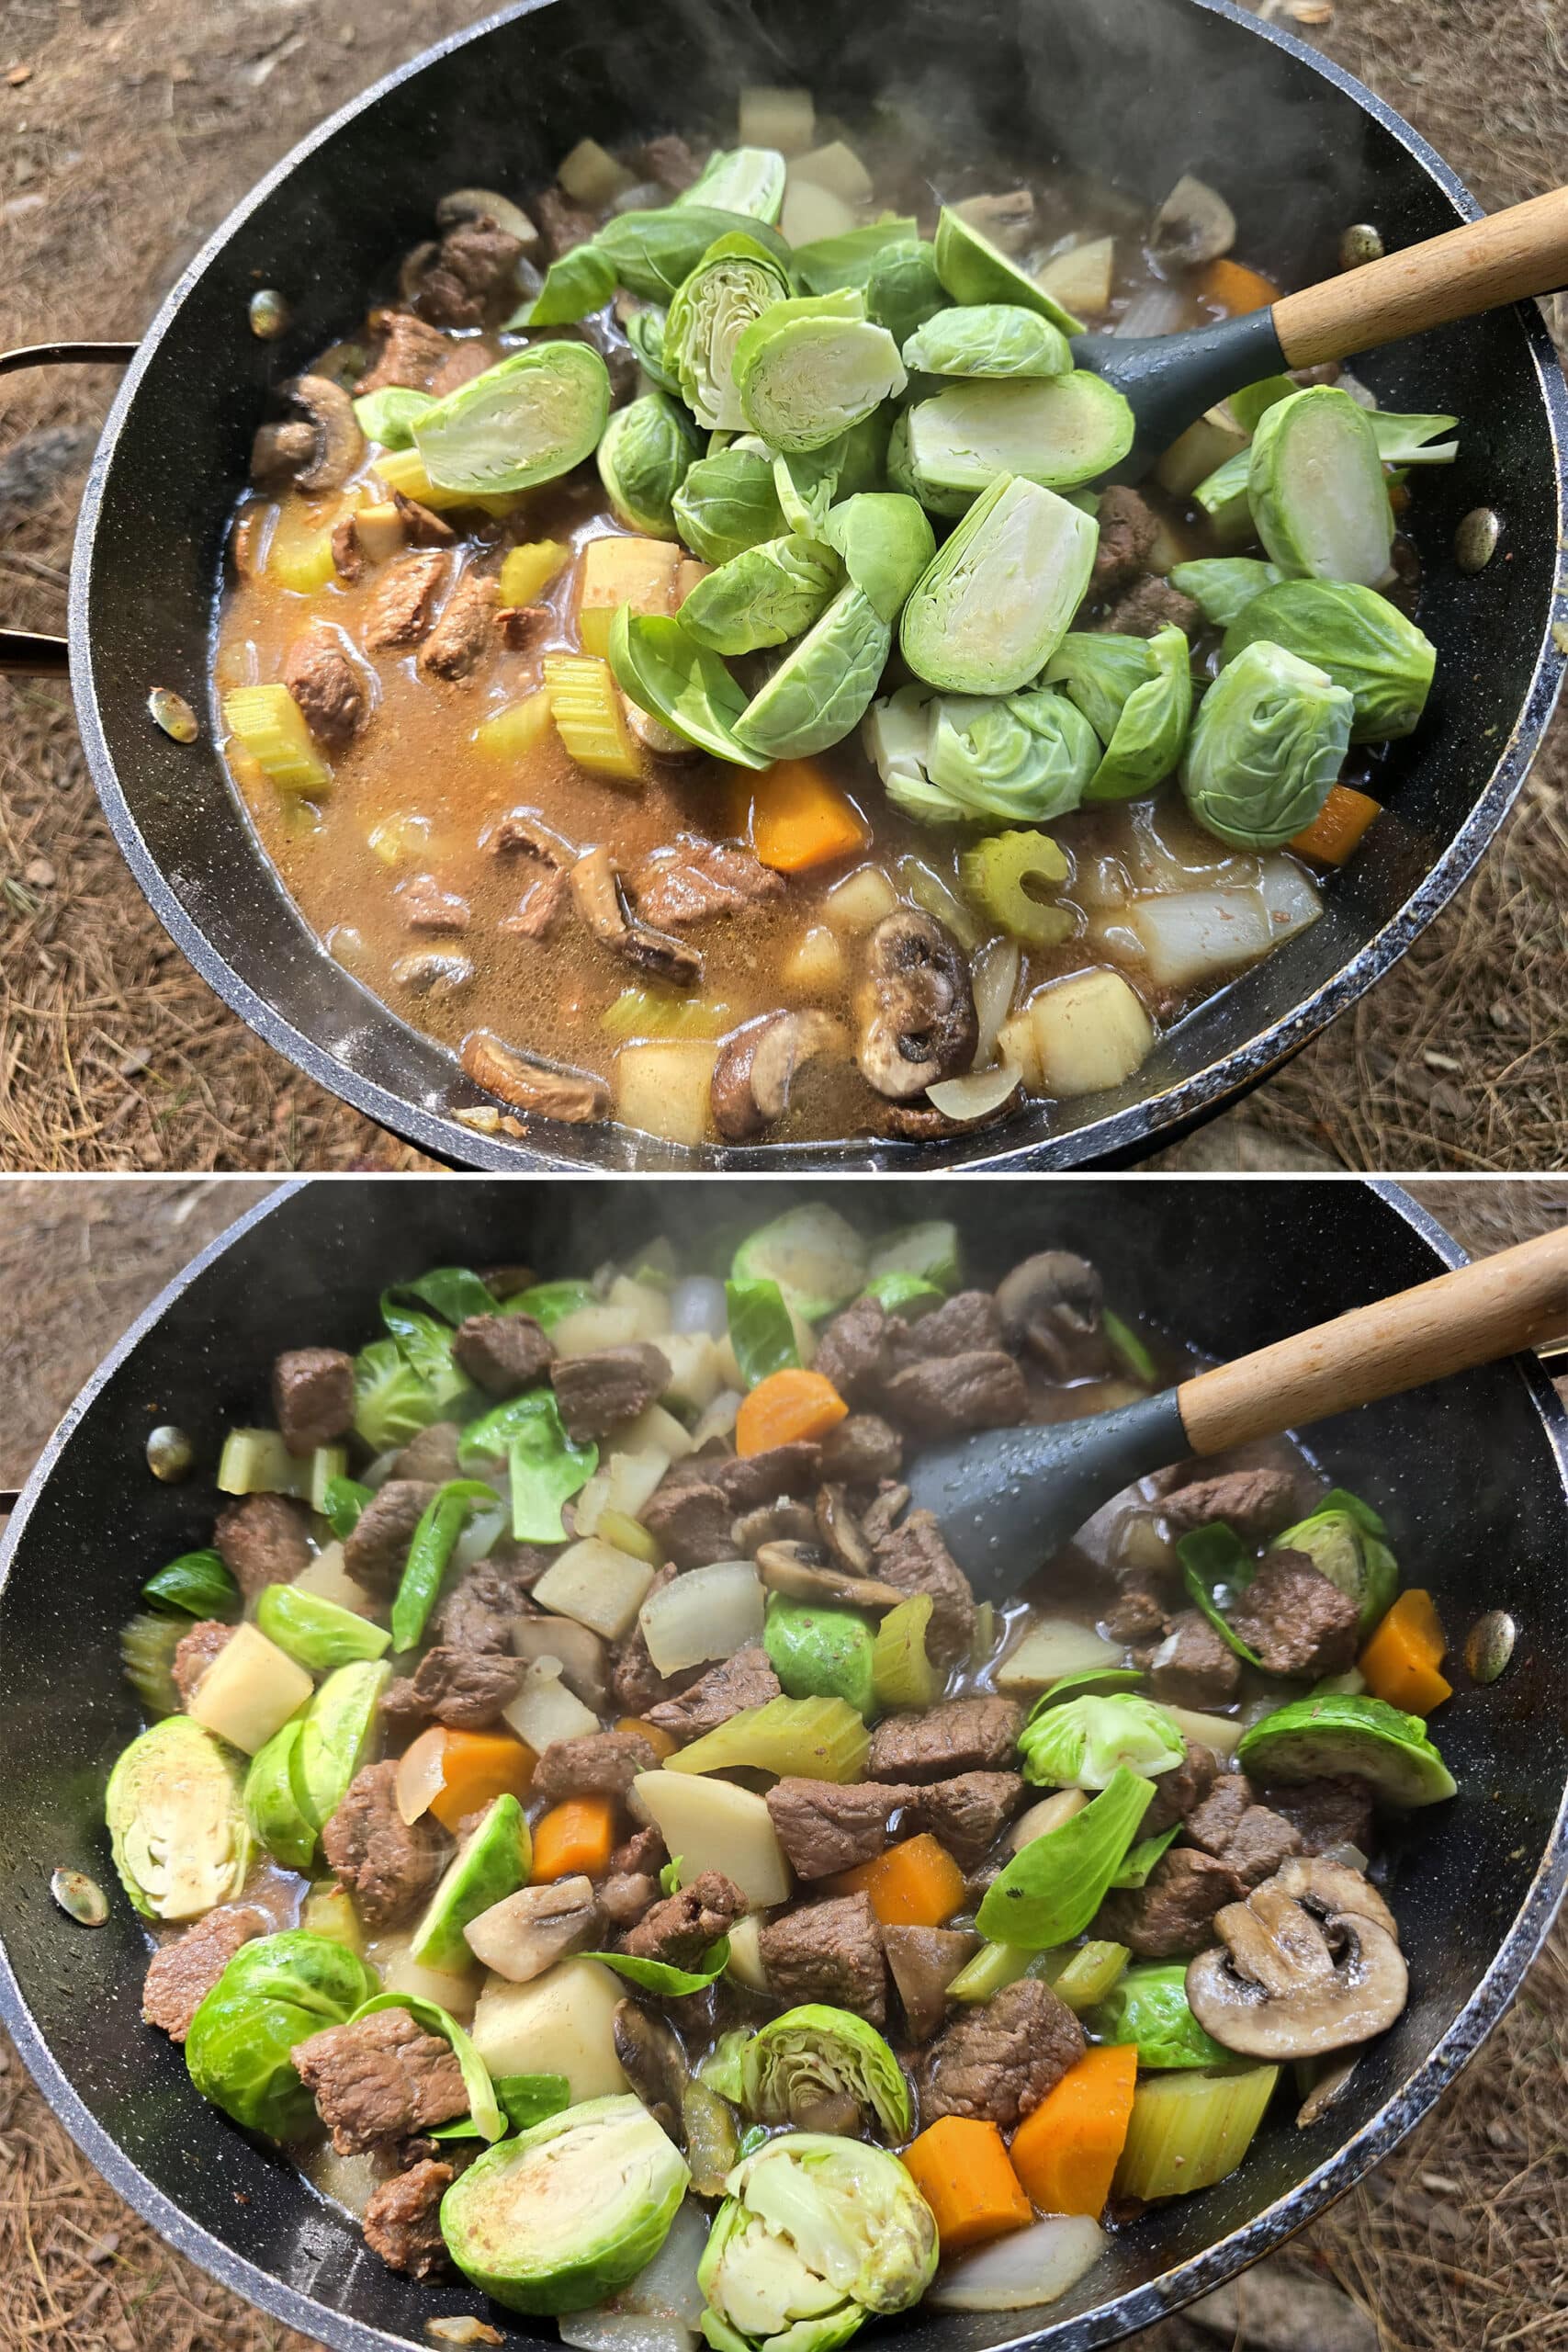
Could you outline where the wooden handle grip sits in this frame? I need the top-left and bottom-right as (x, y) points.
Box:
(1178, 1225), (1568, 1459)
(1272, 185), (1568, 370)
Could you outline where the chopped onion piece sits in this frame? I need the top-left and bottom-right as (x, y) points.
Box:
(691, 1389), (742, 1451)
(639, 1558), (765, 1676)
(394, 1724), (448, 1825)
(669, 1275), (728, 1338)
(1113, 287), (1187, 338)
(930, 2216), (1108, 2312)
(997, 1616), (1123, 1691)
(1320, 1839), (1370, 1874)
(1258, 854), (1324, 936)
(1130, 888), (1275, 986)
(926, 1058), (1022, 1122)
(971, 935), (1021, 1068)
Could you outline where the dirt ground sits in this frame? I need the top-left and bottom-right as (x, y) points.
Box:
(1, 0), (1564, 1172)
(0, 1173), (1565, 2350)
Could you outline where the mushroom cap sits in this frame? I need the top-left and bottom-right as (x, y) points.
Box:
(711, 1011), (848, 1142)
(1150, 174), (1237, 269)
(1272, 1853), (1399, 1942)
(1186, 1871), (1408, 2061)
(613, 1996), (688, 2140)
(994, 1250), (1104, 1358)
(854, 909), (977, 1101)
(288, 374), (365, 493)
(570, 845), (702, 989)
(436, 187), (539, 251)
(753, 1539), (906, 1614)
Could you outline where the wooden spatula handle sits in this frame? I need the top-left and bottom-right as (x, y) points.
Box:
(1272, 185), (1568, 370)
(1178, 1225), (1568, 1459)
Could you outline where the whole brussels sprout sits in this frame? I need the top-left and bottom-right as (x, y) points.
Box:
(1268, 1487), (1398, 1634)
(863, 241), (946, 351)
(671, 444), (787, 566)
(899, 473), (1097, 695)
(105, 1714), (250, 1923)
(740, 2005), (911, 2139)
(1247, 385), (1394, 588)
(1084, 624), (1193, 802)
(680, 533), (843, 655)
(863, 681), (1098, 826)
(822, 493), (935, 624)
(733, 290), (907, 454)
(1180, 638), (1353, 850)
(596, 390), (702, 537)
(734, 582), (893, 759)
(1017, 1693), (1187, 1789)
(185, 1929), (374, 2140)
(1222, 579), (1436, 742)
(901, 303), (1073, 380)
(665, 232), (793, 430)
(698, 2133), (937, 2352)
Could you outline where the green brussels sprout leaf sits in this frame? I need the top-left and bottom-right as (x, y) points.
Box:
(677, 148), (788, 225)
(512, 1279), (596, 1331)
(625, 306), (681, 395)
(581, 1940), (732, 1996)
(1084, 624), (1193, 802)
(1168, 558), (1283, 631)
(514, 242), (619, 327)
(352, 1336), (443, 1453)
(672, 443), (789, 566)
(1223, 579), (1436, 743)
(1043, 632), (1156, 746)
(350, 1990), (504, 2143)
(609, 606), (772, 767)
(596, 205), (791, 301)
(793, 217), (920, 297)
(411, 1794), (532, 1973)
(321, 1476), (371, 1540)
(390, 1483), (498, 1652)
(680, 532), (843, 655)
(433, 2072), (572, 2139)
(352, 386), (436, 449)
(1024, 1667), (1147, 1722)
(1177, 1523), (1268, 1668)
(976, 1767), (1155, 1949)
(1180, 638), (1353, 849)
(141, 1547), (240, 1620)
(256, 1583), (390, 1672)
(821, 492), (934, 623)
(1107, 1824), (1179, 1888)
(1091, 1960), (1234, 2068)
(726, 1276), (801, 1388)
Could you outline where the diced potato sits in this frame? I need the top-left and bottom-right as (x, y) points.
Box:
(473, 692), (555, 762)
(375, 1937), (479, 2023)
(780, 178), (859, 247)
(788, 141), (873, 205)
(605, 1272), (672, 1337)
(502, 1657), (602, 1751)
(1258, 857), (1323, 939)
(573, 1447), (671, 1538)
(614, 1039), (717, 1147)
(633, 1770), (792, 1907)
(1130, 891), (1275, 987)
(550, 1301), (644, 1357)
(676, 557), (711, 603)
(367, 813), (434, 865)
(1021, 968), (1156, 1098)
(531, 1537), (657, 1641)
(187, 1623), (313, 1756)
(658, 1331), (723, 1416)
(782, 923), (845, 995)
(470, 1956), (628, 2100)
(577, 534), (682, 660)
(1156, 404), (1251, 499)
(996, 1618), (1125, 1692)
(1163, 1705), (1244, 1758)
(354, 502), (407, 563)
(1034, 234), (1116, 320)
(726, 1912), (769, 1991)
(500, 537), (571, 610)
(289, 1543), (381, 1620)
(739, 85), (815, 153)
(822, 864), (898, 934)
(558, 136), (637, 207)
(621, 1399), (696, 1463)
(543, 652), (642, 784)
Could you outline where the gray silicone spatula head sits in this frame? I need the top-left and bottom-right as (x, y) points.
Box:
(1071, 309), (1289, 481)
(903, 1388), (1190, 1606)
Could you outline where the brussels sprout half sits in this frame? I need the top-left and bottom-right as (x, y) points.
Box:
(933, 205), (1085, 334)
(1044, 632), (1158, 748)
(864, 681), (1098, 827)
(1083, 625), (1193, 802)
(1247, 386), (1394, 588)
(822, 493), (935, 624)
(906, 372), (1134, 497)
(900, 473), (1098, 695)
(1168, 557), (1283, 631)
(665, 232), (794, 430)
(440, 2093), (690, 2314)
(677, 147), (788, 225)
(865, 242), (946, 350)
(105, 1714), (251, 1923)
(1236, 1691), (1456, 1806)
(680, 533), (843, 656)
(733, 291), (908, 454)
(902, 303), (1073, 380)
(1222, 579), (1436, 743)
(740, 2005), (911, 2138)
(1180, 638), (1353, 850)
(596, 390), (703, 537)
(414, 343), (611, 495)
(1017, 1693), (1187, 1789)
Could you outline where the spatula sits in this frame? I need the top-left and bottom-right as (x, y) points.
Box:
(904, 1225), (1568, 1603)
(1076, 183), (1568, 477)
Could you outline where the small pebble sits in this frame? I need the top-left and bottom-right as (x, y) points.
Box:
(51, 1868), (108, 1927)
(1465, 1608), (1516, 1684)
(1455, 506), (1503, 573)
(426, 2323), (503, 2347)
(146, 1424), (195, 1482)
(249, 287), (289, 341)
(148, 686), (198, 742)
(1339, 221), (1383, 268)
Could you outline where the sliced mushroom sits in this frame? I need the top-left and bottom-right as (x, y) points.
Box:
(754, 1539), (906, 1613)
(855, 910), (978, 1102)
(390, 488), (457, 547)
(994, 1250), (1106, 1375)
(436, 187), (539, 251)
(463, 1875), (596, 1981)
(460, 1028), (609, 1124)
(1272, 1854), (1399, 1941)
(1186, 1867), (1409, 2061)
(487, 808), (577, 866)
(883, 1925), (981, 2042)
(816, 1484), (874, 1577)
(624, 695), (700, 759)
(860, 1484), (909, 1545)
(279, 374), (365, 493)
(952, 189), (1037, 254)
(734, 1499), (818, 1555)
(570, 844), (703, 989)
(613, 1999), (687, 2140)
(711, 1010), (849, 1142)
(250, 420), (318, 490)
(1150, 174), (1236, 269)
(391, 951), (474, 997)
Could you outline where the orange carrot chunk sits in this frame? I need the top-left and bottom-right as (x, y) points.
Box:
(749, 760), (870, 873)
(901, 2116), (1033, 2252)
(1360, 1588), (1452, 1715)
(621, 1716), (681, 1762)
(835, 1833), (966, 1928)
(1200, 257), (1280, 315)
(736, 1367), (850, 1456)
(531, 1795), (616, 1881)
(1009, 2044), (1139, 2219)
(1289, 784), (1382, 865)
(420, 1728), (535, 1834)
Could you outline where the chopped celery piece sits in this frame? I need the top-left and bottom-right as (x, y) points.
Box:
(1113, 2064), (1280, 2201)
(217, 1427), (310, 1499)
(663, 1694), (870, 1783)
(1043, 1939), (1130, 2011)
(473, 693), (555, 762)
(374, 446), (516, 516)
(946, 1941), (1031, 2002)
(871, 1595), (937, 1713)
(578, 533), (682, 658)
(1103, 1309), (1158, 1385)
(960, 828), (1074, 947)
(601, 989), (734, 1042)
(499, 538), (571, 608)
(543, 653), (642, 783)
(764, 1595), (875, 1716)
(309, 1445), (348, 1516)
(222, 684), (331, 797)
(265, 502), (341, 594)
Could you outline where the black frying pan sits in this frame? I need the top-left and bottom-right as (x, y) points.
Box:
(5, 0), (1566, 1171)
(0, 1176), (1565, 2349)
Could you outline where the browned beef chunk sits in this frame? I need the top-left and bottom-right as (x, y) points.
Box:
(813, 1297), (892, 1403)
(403, 1645), (522, 1730)
(172, 1618), (234, 1706)
(321, 1760), (450, 1928)
(1161, 1467), (1299, 1542)
(599, 1871), (661, 1929)
(502, 865), (572, 939)
(363, 550), (448, 650)
(760, 1894), (886, 2025)
(1260, 1776), (1377, 1858)
(399, 872), (472, 933)
(1227, 1553), (1359, 1679)
(551, 1345), (671, 1442)
(706, 1445), (822, 1510)
(419, 568), (499, 682)
(883, 1351), (1028, 1439)
(141, 1905), (267, 2041)
(1095, 1848), (1244, 1958)
(631, 840), (784, 926)
(378, 1677), (429, 1740)
(1141, 1739), (1218, 1837)
(646, 1647), (780, 1742)
(872, 1510), (976, 1666)
(623, 1870), (746, 1967)
(430, 342), (493, 398)
(889, 1291), (1004, 1364)
(1104, 1575), (1169, 1643)
(1090, 485), (1160, 593)
(417, 216), (525, 329)
(640, 1478), (737, 1569)
(355, 311), (452, 395)
(1102, 575), (1201, 638)
(434, 1545), (549, 1651)
(883, 1925), (980, 2042)
(868, 1697), (1021, 1785)
(273, 1346), (356, 1453)
(1217, 1804), (1304, 1887)
(912, 1772), (1027, 1871)
(536, 187), (598, 256)
(363, 2156), (454, 2278)
(532, 1728), (658, 1809)
(1184, 1772), (1256, 1857)
(614, 1826), (668, 1879)
(452, 1311), (553, 1395)
(818, 1413), (901, 1486)
(283, 628), (366, 750)
(765, 1779), (915, 1879)
(1148, 1610), (1240, 1710)
(919, 1979), (1084, 2126)
(344, 1480), (438, 1594)
(639, 133), (703, 190)
(391, 1421), (462, 1482)
(215, 1493), (311, 1598)
(292, 2007), (468, 2154)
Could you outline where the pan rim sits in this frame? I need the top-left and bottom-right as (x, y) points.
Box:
(0, 1176), (1565, 2347)
(63, 0), (1568, 1170)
